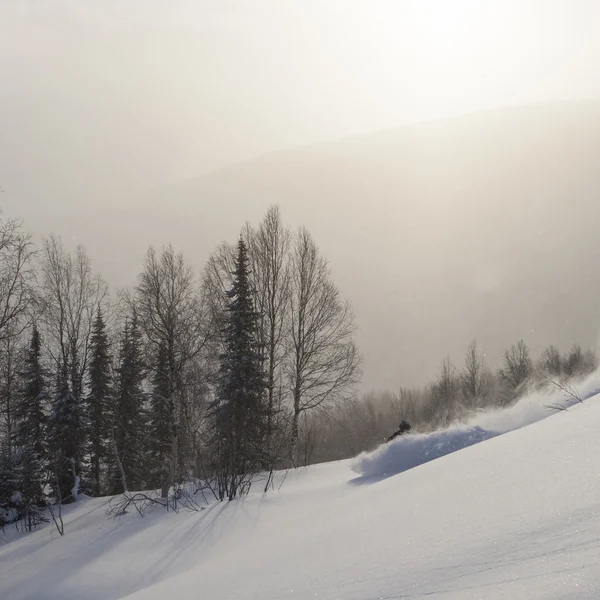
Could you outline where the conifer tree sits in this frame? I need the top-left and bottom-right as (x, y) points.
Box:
(210, 238), (269, 501)
(49, 364), (84, 502)
(13, 326), (48, 527)
(147, 341), (173, 490)
(86, 308), (111, 495)
(40, 238), (108, 502)
(111, 317), (146, 493)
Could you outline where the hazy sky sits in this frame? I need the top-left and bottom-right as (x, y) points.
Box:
(2, 0), (600, 210)
(1, 1), (600, 389)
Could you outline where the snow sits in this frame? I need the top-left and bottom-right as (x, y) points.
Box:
(353, 424), (497, 481)
(2, 375), (600, 599)
(353, 373), (600, 482)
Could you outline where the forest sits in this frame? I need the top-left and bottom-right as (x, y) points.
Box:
(0, 205), (596, 530)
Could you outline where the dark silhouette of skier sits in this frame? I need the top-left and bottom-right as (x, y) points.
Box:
(387, 419), (411, 442)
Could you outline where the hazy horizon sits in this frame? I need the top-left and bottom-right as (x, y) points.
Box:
(2, 1), (600, 390)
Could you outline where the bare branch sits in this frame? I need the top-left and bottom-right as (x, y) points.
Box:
(287, 228), (361, 460)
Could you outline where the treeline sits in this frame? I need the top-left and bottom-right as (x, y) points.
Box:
(0, 206), (360, 528)
(297, 339), (597, 465)
(1, 203), (597, 531)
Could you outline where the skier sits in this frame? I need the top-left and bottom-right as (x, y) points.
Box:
(387, 419), (411, 442)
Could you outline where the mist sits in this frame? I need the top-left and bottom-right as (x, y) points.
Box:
(3, 1), (600, 198)
(2, 1), (600, 390)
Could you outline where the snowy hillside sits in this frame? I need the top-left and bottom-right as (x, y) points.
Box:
(2, 378), (600, 599)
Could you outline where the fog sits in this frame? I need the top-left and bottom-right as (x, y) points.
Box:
(3, 0), (600, 199)
(2, 1), (600, 389)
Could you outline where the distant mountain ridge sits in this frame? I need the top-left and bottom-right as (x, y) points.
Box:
(10, 99), (600, 389)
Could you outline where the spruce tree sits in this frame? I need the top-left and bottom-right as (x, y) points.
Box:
(111, 317), (146, 494)
(211, 238), (268, 501)
(13, 326), (48, 527)
(49, 362), (84, 503)
(147, 341), (173, 490)
(0, 437), (17, 526)
(86, 308), (111, 495)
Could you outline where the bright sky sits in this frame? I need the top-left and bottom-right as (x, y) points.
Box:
(1, 0), (600, 206)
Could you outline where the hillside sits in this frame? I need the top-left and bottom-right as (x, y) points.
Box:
(7, 99), (600, 388)
(1, 372), (600, 599)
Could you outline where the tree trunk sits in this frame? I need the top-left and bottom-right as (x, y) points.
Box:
(92, 455), (100, 496)
(291, 390), (301, 466)
(111, 434), (128, 494)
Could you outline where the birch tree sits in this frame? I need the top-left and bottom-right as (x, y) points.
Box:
(287, 228), (360, 460)
(429, 357), (461, 425)
(130, 245), (210, 497)
(40, 236), (107, 501)
(0, 215), (35, 343)
(248, 207), (291, 466)
(460, 340), (492, 409)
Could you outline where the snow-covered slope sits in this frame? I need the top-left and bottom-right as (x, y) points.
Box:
(2, 381), (600, 600)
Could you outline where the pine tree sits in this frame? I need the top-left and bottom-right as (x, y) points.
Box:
(147, 341), (174, 490)
(49, 362), (85, 503)
(86, 308), (111, 495)
(210, 238), (269, 501)
(110, 317), (146, 494)
(13, 326), (48, 528)
(0, 437), (17, 526)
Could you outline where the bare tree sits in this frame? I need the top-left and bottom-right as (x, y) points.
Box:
(40, 236), (108, 499)
(429, 357), (461, 425)
(460, 340), (492, 409)
(47, 467), (64, 536)
(128, 245), (210, 498)
(180, 356), (211, 485)
(202, 241), (237, 335)
(499, 339), (532, 402)
(297, 412), (319, 467)
(40, 236), (108, 398)
(542, 374), (582, 410)
(0, 215), (35, 342)
(248, 207), (291, 465)
(539, 344), (562, 377)
(0, 327), (21, 455)
(562, 344), (597, 380)
(109, 427), (129, 495)
(287, 228), (360, 462)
